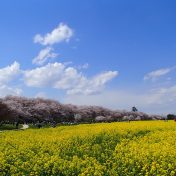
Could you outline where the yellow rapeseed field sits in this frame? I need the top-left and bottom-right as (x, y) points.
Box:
(0, 121), (175, 176)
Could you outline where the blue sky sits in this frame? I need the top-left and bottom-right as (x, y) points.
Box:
(1, 0), (176, 114)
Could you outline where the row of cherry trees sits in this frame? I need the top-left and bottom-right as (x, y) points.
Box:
(0, 96), (162, 124)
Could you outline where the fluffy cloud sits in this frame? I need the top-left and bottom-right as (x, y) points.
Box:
(67, 71), (118, 95)
(34, 23), (73, 45)
(24, 62), (65, 87)
(144, 67), (174, 81)
(32, 47), (58, 65)
(0, 62), (22, 97)
(0, 61), (21, 85)
(24, 62), (118, 95)
(53, 67), (84, 90)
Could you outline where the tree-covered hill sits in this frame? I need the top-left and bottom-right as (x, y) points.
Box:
(0, 96), (162, 123)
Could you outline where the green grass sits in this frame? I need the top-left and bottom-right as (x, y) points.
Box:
(0, 124), (22, 130)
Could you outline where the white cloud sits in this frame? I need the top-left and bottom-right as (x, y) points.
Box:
(144, 67), (174, 81)
(24, 62), (118, 95)
(53, 67), (84, 90)
(32, 47), (58, 65)
(67, 71), (118, 95)
(0, 85), (22, 97)
(0, 61), (21, 85)
(34, 23), (73, 45)
(0, 61), (22, 97)
(24, 62), (65, 87)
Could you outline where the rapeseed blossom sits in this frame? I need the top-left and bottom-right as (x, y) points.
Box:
(0, 121), (175, 175)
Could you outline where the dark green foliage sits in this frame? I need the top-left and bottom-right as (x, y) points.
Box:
(167, 114), (176, 120)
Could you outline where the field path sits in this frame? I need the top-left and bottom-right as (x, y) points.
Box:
(21, 124), (29, 130)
